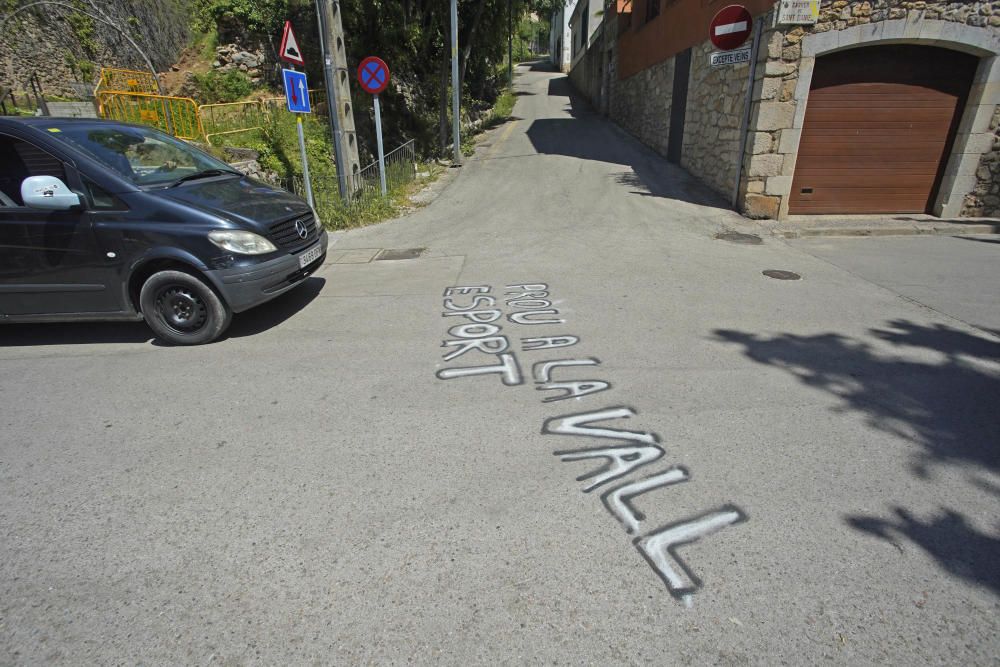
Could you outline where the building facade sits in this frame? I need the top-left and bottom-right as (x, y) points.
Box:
(570, 0), (1000, 220)
(549, 0), (579, 73)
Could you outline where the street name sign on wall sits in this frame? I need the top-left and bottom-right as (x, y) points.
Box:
(710, 46), (752, 67)
(778, 0), (819, 25)
(710, 5), (753, 51)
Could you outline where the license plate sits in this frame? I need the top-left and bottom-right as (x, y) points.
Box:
(298, 243), (323, 268)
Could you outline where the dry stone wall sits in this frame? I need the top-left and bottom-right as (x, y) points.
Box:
(0, 1), (190, 98)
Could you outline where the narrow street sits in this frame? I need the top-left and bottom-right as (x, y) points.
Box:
(2, 63), (998, 664)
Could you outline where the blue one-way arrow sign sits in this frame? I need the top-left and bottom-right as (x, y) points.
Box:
(282, 69), (311, 113)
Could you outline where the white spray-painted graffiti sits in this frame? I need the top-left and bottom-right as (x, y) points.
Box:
(435, 283), (746, 606)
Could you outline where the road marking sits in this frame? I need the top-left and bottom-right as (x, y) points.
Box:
(433, 282), (747, 605)
(487, 120), (519, 159)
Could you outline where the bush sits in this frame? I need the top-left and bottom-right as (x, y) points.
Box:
(192, 70), (254, 104)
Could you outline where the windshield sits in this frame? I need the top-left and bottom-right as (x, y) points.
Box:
(46, 123), (235, 187)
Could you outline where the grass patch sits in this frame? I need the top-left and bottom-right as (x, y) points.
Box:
(461, 88), (517, 156)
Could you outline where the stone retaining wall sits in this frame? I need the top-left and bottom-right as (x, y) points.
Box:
(0, 1), (190, 99)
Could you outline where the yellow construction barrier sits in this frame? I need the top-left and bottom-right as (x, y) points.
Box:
(98, 91), (204, 141)
(199, 100), (267, 142)
(91, 65), (325, 144)
(94, 67), (160, 96)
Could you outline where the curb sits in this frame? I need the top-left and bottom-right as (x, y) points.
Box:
(774, 222), (1000, 239)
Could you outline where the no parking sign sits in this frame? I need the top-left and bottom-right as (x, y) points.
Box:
(357, 56), (390, 96)
(357, 56), (391, 196)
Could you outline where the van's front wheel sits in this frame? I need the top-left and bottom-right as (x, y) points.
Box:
(140, 270), (231, 345)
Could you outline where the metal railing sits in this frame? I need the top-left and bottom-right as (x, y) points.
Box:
(199, 100), (268, 142)
(284, 139), (417, 226)
(97, 91), (203, 140)
(200, 91), (327, 143)
(352, 140), (417, 200)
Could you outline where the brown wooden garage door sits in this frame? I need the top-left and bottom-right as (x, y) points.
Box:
(789, 45), (978, 215)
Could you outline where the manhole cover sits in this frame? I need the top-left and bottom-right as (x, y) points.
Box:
(762, 270), (801, 280)
(715, 231), (762, 245)
(376, 248), (426, 261)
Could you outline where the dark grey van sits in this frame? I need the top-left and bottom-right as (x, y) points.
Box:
(0, 117), (327, 344)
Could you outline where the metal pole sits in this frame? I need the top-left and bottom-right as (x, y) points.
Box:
(296, 115), (315, 207)
(316, 0), (350, 200)
(373, 94), (387, 196)
(732, 16), (764, 208)
(508, 0), (513, 87)
(450, 0), (461, 164)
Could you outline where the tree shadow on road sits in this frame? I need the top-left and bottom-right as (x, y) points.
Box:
(713, 320), (999, 476)
(713, 320), (1000, 594)
(525, 76), (732, 212)
(846, 506), (1000, 596)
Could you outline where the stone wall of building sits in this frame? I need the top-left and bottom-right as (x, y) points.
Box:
(682, 40), (754, 201)
(609, 58), (675, 157)
(739, 0), (1000, 219)
(961, 105), (1000, 217)
(569, 25), (606, 110)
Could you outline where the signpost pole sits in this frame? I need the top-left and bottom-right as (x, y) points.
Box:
(373, 94), (387, 196)
(508, 0), (513, 87)
(296, 115), (315, 207)
(732, 16), (764, 208)
(450, 0), (461, 165)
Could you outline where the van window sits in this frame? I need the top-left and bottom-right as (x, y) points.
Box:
(46, 123), (232, 188)
(0, 134), (68, 207)
(84, 178), (128, 210)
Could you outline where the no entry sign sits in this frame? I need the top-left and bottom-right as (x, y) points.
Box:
(710, 5), (753, 51)
(357, 56), (390, 95)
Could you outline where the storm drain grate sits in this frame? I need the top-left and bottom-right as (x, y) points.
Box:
(715, 231), (762, 245)
(762, 269), (801, 280)
(376, 248), (426, 261)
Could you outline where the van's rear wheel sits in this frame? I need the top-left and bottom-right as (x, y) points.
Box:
(140, 270), (231, 345)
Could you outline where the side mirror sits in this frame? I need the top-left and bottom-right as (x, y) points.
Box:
(21, 175), (82, 211)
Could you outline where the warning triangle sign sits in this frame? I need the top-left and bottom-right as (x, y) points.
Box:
(279, 21), (304, 66)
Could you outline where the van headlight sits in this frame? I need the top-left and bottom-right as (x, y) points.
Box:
(208, 230), (278, 255)
(312, 209), (322, 232)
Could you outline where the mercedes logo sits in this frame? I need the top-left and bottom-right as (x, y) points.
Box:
(294, 218), (309, 240)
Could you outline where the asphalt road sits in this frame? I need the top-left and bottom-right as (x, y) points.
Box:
(2, 64), (998, 665)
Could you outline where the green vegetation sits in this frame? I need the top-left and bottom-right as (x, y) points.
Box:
(192, 0), (288, 38)
(64, 52), (96, 83)
(192, 70), (254, 103)
(66, 0), (99, 59)
(197, 29), (219, 62)
(207, 110), (422, 230)
(182, 0), (545, 227)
